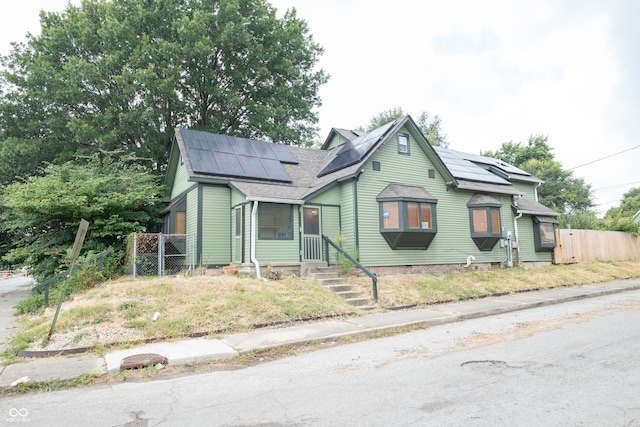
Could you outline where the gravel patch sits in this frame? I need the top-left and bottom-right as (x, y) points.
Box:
(24, 325), (145, 352)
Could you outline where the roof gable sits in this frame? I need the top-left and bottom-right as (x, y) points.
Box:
(321, 128), (363, 150)
(317, 121), (396, 177)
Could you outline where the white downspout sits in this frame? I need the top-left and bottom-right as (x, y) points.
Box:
(250, 200), (263, 280)
(534, 182), (542, 202)
(513, 211), (523, 267)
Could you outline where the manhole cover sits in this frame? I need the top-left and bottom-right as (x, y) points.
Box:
(120, 353), (168, 371)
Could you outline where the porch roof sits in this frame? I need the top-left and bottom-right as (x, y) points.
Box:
(513, 195), (560, 216)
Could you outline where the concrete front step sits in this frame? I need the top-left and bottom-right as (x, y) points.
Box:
(307, 271), (339, 281)
(307, 266), (375, 309)
(336, 290), (362, 299)
(344, 297), (372, 307)
(322, 284), (353, 293)
(315, 277), (345, 286)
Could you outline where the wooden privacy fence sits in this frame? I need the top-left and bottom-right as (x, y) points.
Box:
(554, 229), (640, 264)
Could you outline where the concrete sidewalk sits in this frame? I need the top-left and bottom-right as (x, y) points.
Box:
(2, 278), (640, 389)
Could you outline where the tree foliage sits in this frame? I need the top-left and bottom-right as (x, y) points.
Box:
(0, 0), (328, 184)
(0, 151), (162, 279)
(481, 135), (593, 214)
(603, 187), (640, 234)
(364, 107), (449, 147)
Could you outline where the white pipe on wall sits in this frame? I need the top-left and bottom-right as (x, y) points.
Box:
(513, 212), (523, 267)
(250, 200), (263, 280)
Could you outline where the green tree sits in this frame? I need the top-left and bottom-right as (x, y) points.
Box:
(482, 135), (554, 165)
(364, 107), (449, 147)
(603, 187), (640, 234)
(481, 135), (593, 214)
(557, 211), (604, 230)
(0, 0), (328, 184)
(0, 151), (162, 279)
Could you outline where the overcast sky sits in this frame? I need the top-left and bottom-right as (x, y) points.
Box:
(2, 1), (639, 215)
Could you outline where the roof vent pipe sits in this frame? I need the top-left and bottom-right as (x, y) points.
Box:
(250, 200), (264, 280)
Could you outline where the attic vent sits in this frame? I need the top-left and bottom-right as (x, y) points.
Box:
(373, 161), (381, 171)
(428, 169), (435, 179)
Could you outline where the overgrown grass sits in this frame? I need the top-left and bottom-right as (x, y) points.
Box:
(349, 261), (640, 307)
(3, 261), (640, 359)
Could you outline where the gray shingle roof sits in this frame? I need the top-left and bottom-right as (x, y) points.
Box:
(513, 195), (559, 216)
(377, 184), (437, 201)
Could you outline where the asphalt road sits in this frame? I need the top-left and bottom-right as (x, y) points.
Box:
(3, 289), (640, 426)
(0, 276), (33, 355)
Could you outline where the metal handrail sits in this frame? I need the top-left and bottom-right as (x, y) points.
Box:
(32, 247), (114, 304)
(322, 235), (377, 302)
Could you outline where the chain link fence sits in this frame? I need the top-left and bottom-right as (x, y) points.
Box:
(131, 233), (196, 277)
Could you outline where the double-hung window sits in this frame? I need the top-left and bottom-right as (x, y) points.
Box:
(398, 133), (409, 154)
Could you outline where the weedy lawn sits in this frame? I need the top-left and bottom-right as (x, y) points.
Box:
(4, 261), (640, 359)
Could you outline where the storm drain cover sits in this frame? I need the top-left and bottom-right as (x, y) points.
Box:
(120, 353), (169, 371)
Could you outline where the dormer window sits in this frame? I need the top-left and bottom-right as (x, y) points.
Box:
(398, 133), (409, 154)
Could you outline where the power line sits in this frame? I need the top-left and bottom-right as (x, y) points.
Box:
(592, 181), (640, 192)
(566, 145), (640, 171)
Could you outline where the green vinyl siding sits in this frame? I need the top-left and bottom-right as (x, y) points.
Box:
(511, 181), (538, 199)
(171, 158), (191, 199)
(338, 179), (357, 250)
(185, 187), (199, 263)
(324, 134), (349, 150)
(354, 125), (518, 267)
(200, 186), (231, 266)
(320, 205), (341, 242)
(515, 215), (554, 263)
(308, 185), (341, 205)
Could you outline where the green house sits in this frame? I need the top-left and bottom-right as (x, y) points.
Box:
(162, 115), (559, 276)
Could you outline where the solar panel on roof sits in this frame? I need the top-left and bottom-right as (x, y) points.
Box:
(270, 143), (299, 164)
(261, 158), (291, 181)
(250, 142), (277, 160)
(237, 155), (267, 178)
(214, 152), (244, 176)
(318, 120), (396, 177)
(233, 140), (257, 157)
(435, 147), (510, 185)
(180, 129), (294, 182)
(188, 148), (218, 172)
(447, 149), (531, 176)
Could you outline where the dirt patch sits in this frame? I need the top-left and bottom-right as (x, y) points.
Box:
(457, 301), (640, 350)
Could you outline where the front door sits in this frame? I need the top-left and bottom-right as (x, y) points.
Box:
(302, 206), (322, 261)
